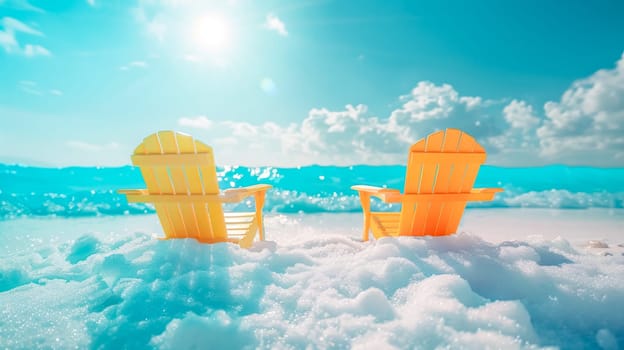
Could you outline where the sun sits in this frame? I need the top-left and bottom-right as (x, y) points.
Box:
(193, 14), (232, 53)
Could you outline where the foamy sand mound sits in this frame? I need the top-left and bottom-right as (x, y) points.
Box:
(1, 211), (623, 349)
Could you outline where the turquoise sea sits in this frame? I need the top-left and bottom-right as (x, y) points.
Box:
(1, 164), (623, 219)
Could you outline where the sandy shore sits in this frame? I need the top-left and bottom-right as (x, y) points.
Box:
(1, 208), (622, 256)
(1, 208), (622, 349)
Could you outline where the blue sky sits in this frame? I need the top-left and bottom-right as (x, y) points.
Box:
(1, 0), (623, 167)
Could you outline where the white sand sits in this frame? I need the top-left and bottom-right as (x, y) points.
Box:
(1, 209), (623, 348)
(2, 208), (622, 256)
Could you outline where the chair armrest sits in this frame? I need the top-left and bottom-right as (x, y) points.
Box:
(474, 188), (504, 193)
(472, 187), (504, 201)
(351, 185), (400, 194)
(351, 185), (402, 203)
(351, 185), (401, 241)
(118, 189), (151, 203)
(401, 188), (505, 203)
(118, 186), (272, 204)
(224, 184), (272, 195)
(117, 189), (148, 195)
(221, 184), (272, 203)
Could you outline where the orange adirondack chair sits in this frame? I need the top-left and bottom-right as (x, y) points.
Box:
(352, 128), (503, 240)
(118, 131), (271, 248)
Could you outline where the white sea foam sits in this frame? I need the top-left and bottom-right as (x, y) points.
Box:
(0, 212), (623, 349)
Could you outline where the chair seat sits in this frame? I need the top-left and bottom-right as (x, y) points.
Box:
(224, 212), (258, 239)
(371, 212), (400, 237)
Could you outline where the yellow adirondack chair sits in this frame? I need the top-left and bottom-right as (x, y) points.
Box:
(118, 131), (271, 248)
(352, 128), (503, 240)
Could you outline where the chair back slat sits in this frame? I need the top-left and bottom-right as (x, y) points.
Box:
(132, 131), (227, 241)
(399, 128), (488, 236)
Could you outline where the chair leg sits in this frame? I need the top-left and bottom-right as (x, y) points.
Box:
(254, 191), (267, 241)
(358, 192), (372, 241)
(238, 219), (258, 249)
(363, 213), (371, 241)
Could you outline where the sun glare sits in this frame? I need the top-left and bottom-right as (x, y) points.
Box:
(193, 14), (231, 53)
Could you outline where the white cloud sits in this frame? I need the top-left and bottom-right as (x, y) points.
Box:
(460, 96), (483, 110)
(0, 29), (17, 49)
(86, 0), (95, 6)
(0, 17), (50, 57)
(131, 4), (169, 42)
(23, 43), (50, 56)
(18, 80), (42, 95)
(503, 100), (539, 131)
(174, 53), (624, 167)
(120, 60), (148, 71)
(2, 17), (42, 36)
(485, 99), (541, 163)
(18, 81), (63, 96)
(393, 82), (460, 121)
(221, 120), (263, 137)
(178, 116), (213, 130)
(175, 83), (512, 166)
(264, 13), (287, 36)
(297, 104), (398, 159)
(388, 82), (508, 145)
(260, 78), (277, 95)
(130, 60), (147, 68)
(537, 53), (624, 164)
(177, 90), (503, 166)
(0, 0), (44, 13)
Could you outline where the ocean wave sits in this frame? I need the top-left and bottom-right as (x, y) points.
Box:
(1, 164), (623, 219)
(1, 189), (622, 220)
